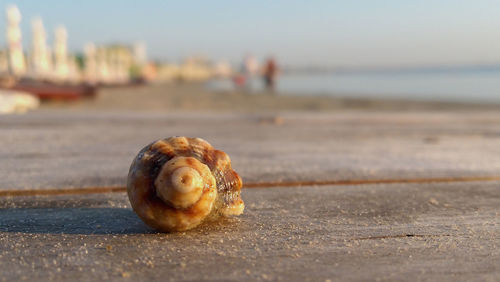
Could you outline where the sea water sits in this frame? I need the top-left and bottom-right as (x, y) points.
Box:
(208, 71), (500, 104)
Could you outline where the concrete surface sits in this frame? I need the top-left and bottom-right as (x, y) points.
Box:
(0, 182), (499, 281)
(1, 110), (500, 190)
(1, 109), (500, 281)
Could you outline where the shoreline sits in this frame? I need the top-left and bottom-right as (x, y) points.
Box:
(40, 82), (500, 113)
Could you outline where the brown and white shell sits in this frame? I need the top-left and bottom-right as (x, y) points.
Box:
(127, 136), (244, 232)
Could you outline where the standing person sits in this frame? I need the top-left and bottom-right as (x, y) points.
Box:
(262, 57), (278, 92)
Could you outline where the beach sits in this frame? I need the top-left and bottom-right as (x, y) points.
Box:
(40, 82), (500, 113)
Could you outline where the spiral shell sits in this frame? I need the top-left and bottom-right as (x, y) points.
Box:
(127, 136), (244, 232)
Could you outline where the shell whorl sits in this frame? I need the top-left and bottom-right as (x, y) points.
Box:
(127, 136), (244, 232)
(154, 156), (214, 209)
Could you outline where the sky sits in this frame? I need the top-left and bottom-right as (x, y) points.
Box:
(1, 0), (500, 68)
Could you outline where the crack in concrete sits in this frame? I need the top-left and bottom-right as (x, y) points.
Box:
(352, 234), (452, 241)
(1, 176), (500, 197)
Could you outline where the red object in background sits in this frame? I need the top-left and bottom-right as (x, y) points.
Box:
(232, 74), (246, 87)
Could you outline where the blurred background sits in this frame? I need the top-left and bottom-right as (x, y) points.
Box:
(1, 0), (500, 113)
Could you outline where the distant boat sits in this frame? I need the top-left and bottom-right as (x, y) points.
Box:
(0, 76), (97, 101)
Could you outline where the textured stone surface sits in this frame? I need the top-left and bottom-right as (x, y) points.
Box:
(1, 110), (500, 190)
(0, 182), (499, 281)
(1, 108), (500, 281)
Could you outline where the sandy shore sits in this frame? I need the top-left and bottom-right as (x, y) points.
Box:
(40, 82), (499, 112)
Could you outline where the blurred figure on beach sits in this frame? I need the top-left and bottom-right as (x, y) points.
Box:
(233, 55), (258, 91)
(262, 57), (278, 92)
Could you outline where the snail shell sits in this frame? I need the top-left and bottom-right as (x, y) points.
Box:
(127, 136), (244, 232)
